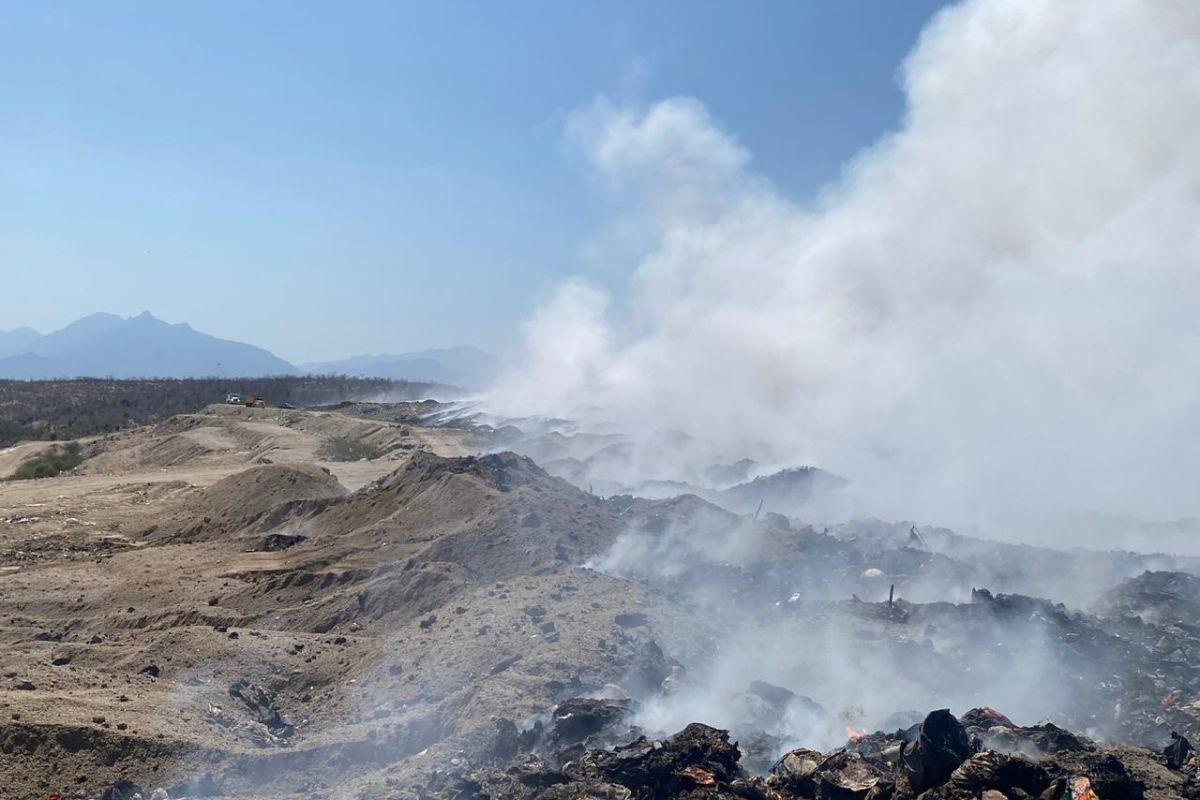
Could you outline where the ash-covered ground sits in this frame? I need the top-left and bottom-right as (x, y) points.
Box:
(1, 400), (1198, 799)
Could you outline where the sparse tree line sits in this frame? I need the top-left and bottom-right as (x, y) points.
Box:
(0, 376), (441, 447)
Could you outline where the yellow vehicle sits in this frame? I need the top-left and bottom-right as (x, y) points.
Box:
(226, 393), (266, 407)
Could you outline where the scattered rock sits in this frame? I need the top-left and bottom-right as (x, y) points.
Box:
(490, 654), (523, 675)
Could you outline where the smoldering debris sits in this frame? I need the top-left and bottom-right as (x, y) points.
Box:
(425, 708), (1200, 800)
(578, 494), (1200, 756)
(549, 697), (635, 747)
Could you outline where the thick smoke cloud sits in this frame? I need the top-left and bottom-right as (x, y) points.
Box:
(491, 0), (1200, 540)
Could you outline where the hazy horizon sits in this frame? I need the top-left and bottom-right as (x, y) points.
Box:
(1, 2), (946, 363)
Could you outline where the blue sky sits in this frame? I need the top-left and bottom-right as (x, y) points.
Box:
(0, 1), (948, 362)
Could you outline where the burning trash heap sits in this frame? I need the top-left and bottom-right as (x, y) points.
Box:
(427, 703), (1198, 800)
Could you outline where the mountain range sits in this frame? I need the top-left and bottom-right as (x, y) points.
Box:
(0, 312), (498, 386)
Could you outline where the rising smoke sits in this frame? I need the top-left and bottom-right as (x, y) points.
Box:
(490, 0), (1200, 542)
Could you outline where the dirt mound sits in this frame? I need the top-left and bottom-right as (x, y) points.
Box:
(83, 414), (264, 473)
(295, 451), (620, 581)
(214, 452), (632, 636)
(0, 441), (64, 479)
(0, 721), (187, 799)
(370, 449), (553, 496)
(151, 463), (347, 541)
(311, 399), (448, 424)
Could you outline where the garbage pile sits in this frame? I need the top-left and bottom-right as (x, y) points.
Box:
(1097, 571), (1200, 627)
(593, 498), (1200, 752)
(424, 706), (1199, 800)
(227, 678), (294, 743)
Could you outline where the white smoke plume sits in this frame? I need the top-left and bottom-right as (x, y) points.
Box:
(490, 0), (1200, 541)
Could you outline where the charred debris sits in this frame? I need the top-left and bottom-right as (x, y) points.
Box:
(425, 703), (1198, 800)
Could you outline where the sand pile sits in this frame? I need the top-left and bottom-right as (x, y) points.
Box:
(150, 463), (347, 542)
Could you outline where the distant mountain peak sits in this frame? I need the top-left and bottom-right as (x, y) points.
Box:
(75, 311), (125, 325)
(0, 311), (489, 383)
(0, 326), (44, 359)
(0, 311), (297, 379)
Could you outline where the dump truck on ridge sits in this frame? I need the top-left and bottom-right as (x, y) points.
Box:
(225, 393), (266, 407)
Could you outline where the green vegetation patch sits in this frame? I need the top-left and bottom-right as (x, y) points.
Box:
(10, 442), (86, 480)
(317, 436), (384, 462)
